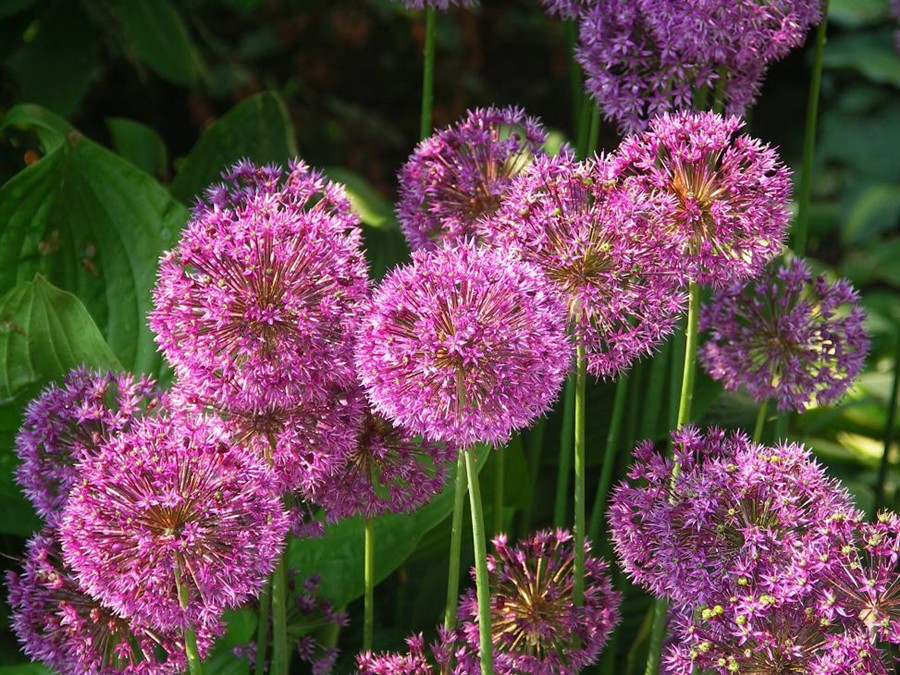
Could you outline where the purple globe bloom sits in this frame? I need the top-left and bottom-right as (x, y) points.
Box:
(608, 427), (857, 609)
(356, 242), (572, 447)
(396, 107), (550, 250)
(482, 152), (686, 378)
(700, 258), (869, 413)
(59, 411), (289, 631)
(617, 111), (792, 287)
(456, 529), (620, 674)
(150, 159), (369, 413)
(357, 630), (457, 674)
(14, 367), (160, 525)
(7, 528), (216, 674)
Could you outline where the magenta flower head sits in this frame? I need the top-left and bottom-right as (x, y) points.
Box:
(7, 528), (216, 674)
(150, 159), (369, 412)
(14, 367), (160, 526)
(59, 410), (289, 631)
(396, 106), (550, 250)
(310, 403), (457, 520)
(356, 242), (572, 447)
(456, 529), (620, 674)
(700, 257), (869, 413)
(617, 111), (792, 287)
(357, 630), (457, 674)
(482, 152), (686, 378)
(608, 427), (856, 609)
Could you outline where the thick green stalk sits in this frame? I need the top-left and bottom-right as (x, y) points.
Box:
(575, 98), (593, 160)
(271, 554), (289, 675)
(753, 400), (769, 444)
(573, 345), (588, 606)
(793, 0), (830, 256)
(253, 582), (271, 675)
(444, 452), (468, 630)
(419, 8), (436, 141)
(493, 449), (505, 535)
(588, 374), (629, 546)
(554, 375), (576, 527)
(465, 449), (494, 674)
(586, 103), (601, 157)
(364, 517), (375, 651)
(874, 330), (900, 515)
(175, 562), (204, 675)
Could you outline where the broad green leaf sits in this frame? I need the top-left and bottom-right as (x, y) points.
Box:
(823, 30), (900, 88)
(363, 226), (410, 281)
(113, 0), (206, 87)
(107, 117), (168, 181)
(170, 92), (298, 204)
(829, 0), (889, 28)
(0, 120), (189, 376)
(1, 104), (72, 154)
(203, 610), (256, 675)
(288, 446), (489, 609)
(0, 664), (51, 675)
(841, 182), (900, 244)
(0, 0), (36, 19)
(324, 167), (397, 228)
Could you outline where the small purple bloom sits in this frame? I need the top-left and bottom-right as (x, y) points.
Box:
(700, 257), (869, 412)
(59, 410), (289, 631)
(357, 631), (457, 673)
(356, 242), (572, 447)
(397, 107), (549, 250)
(400, 0), (478, 9)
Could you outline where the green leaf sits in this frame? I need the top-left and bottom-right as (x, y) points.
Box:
(0, 664), (52, 675)
(823, 30), (900, 88)
(170, 92), (298, 204)
(113, 0), (205, 87)
(829, 0), (889, 27)
(323, 167), (397, 228)
(107, 117), (168, 181)
(1, 104), (72, 154)
(841, 182), (900, 244)
(288, 446), (489, 609)
(0, 119), (189, 376)
(0, 0), (36, 20)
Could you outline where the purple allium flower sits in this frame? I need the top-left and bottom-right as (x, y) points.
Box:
(538, 0), (589, 19)
(700, 258), (869, 413)
(400, 0), (478, 9)
(617, 111), (792, 287)
(14, 367), (160, 525)
(59, 411), (289, 631)
(356, 630), (458, 674)
(7, 528), (216, 674)
(356, 242), (572, 446)
(150, 159), (369, 412)
(396, 107), (550, 250)
(310, 404), (456, 519)
(608, 427), (856, 609)
(482, 152), (686, 378)
(456, 529), (620, 674)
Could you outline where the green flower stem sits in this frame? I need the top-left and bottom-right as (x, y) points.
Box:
(465, 448), (495, 675)
(554, 375), (576, 527)
(493, 448), (505, 535)
(645, 281), (701, 675)
(364, 517), (375, 651)
(575, 98), (593, 160)
(175, 561), (204, 675)
(874, 328), (900, 515)
(587, 103), (601, 157)
(753, 400), (769, 444)
(573, 344), (588, 606)
(253, 581), (271, 675)
(588, 374), (629, 546)
(419, 7), (437, 141)
(444, 452), (468, 630)
(794, 0), (830, 256)
(271, 553), (289, 675)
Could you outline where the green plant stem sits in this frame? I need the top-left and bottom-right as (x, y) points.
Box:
(364, 517), (375, 651)
(419, 7), (436, 141)
(711, 65), (729, 114)
(573, 345), (588, 606)
(793, 0), (830, 256)
(575, 98), (593, 159)
(586, 103), (601, 156)
(874, 329), (900, 514)
(493, 448), (505, 535)
(645, 281), (701, 675)
(175, 562), (204, 675)
(588, 374), (629, 546)
(554, 375), (576, 527)
(465, 449), (495, 675)
(444, 452), (468, 630)
(271, 553), (289, 675)
(254, 582), (271, 675)
(753, 400), (769, 443)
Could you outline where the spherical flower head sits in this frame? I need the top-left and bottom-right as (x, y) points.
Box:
(14, 367), (161, 526)
(356, 242), (572, 446)
(483, 152), (686, 378)
(150, 159), (369, 412)
(608, 426), (856, 609)
(357, 630), (458, 674)
(60, 410), (289, 631)
(700, 257), (869, 413)
(616, 111), (792, 287)
(7, 528), (216, 674)
(397, 107), (549, 250)
(456, 529), (620, 674)
(310, 403), (457, 520)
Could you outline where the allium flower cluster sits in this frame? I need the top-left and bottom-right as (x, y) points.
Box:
(700, 257), (869, 412)
(574, 0), (822, 133)
(60, 411), (289, 631)
(357, 631), (457, 674)
(356, 242), (572, 446)
(397, 107), (549, 250)
(483, 152), (685, 378)
(150, 159), (369, 413)
(7, 529), (215, 675)
(400, 0), (478, 9)
(456, 529), (620, 674)
(14, 367), (160, 525)
(617, 111), (792, 287)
